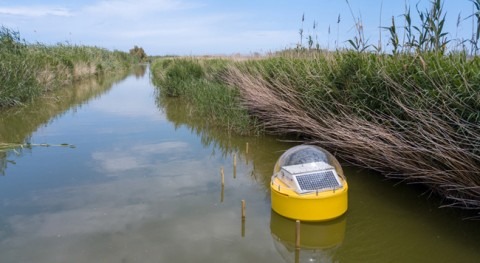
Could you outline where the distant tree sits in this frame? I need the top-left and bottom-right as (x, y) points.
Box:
(129, 45), (147, 62)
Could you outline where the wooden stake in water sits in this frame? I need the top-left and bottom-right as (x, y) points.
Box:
(241, 200), (246, 219)
(295, 246), (300, 263)
(233, 153), (237, 179)
(295, 220), (301, 263)
(246, 142), (249, 154)
(220, 185), (224, 203)
(295, 220), (301, 248)
(241, 200), (246, 237)
(241, 216), (246, 237)
(221, 167), (225, 186)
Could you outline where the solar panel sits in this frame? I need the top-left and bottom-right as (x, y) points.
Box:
(296, 170), (341, 191)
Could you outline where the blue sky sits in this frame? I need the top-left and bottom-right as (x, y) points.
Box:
(0, 0), (475, 55)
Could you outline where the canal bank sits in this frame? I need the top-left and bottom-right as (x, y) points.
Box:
(151, 55), (480, 218)
(1, 65), (477, 262)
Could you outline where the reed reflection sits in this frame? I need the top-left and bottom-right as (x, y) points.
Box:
(0, 71), (129, 175)
(156, 95), (296, 191)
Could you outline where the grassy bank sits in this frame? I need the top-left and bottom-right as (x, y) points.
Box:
(0, 27), (134, 108)
(151, 52), (480, 215)
(151, 58), (257, 135)
(150, 0), (480, 215)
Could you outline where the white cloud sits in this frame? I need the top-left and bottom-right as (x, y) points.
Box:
(83, 0), (196, 18)
(8, 203), (149, 238)
(131, 141), (189, 154)
(0, 6), (72, 17)
(92, 153), (144, 173)
(0, 0), (296, 55)
(92, 141), (191, 174)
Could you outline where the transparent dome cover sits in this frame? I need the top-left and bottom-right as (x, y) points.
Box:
(274, 145), (345, 181)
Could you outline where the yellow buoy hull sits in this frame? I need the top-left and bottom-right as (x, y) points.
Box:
(270, 177), (348, 221)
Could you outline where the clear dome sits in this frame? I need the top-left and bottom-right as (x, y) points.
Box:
(274, 145), (345, 180)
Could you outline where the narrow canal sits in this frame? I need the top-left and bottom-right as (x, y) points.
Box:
(0, 66), (479, 263)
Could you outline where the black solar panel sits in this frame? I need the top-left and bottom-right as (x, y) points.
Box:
(296, 170), (340, 191)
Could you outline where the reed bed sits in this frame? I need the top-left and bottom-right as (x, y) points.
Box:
(224, 52), (480, 214)
(0, 27), (134, 108)
(151, 52), (480, 215)
(150, 0), (480, 216)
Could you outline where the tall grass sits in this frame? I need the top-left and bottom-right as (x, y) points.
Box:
(0, 27), (134, 108)
(151, 58), (258, 135)
(224, 51), (480, 214)
(149, 0), (480, 216)
(0, 27), (39, 106)
(151, 54), (480, 214)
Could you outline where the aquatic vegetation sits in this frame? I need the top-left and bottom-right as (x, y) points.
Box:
(0, 142), (75, 153)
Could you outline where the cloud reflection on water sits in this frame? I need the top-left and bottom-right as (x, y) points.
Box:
(92, 141), (190, 174)
(0, 139), (275, 263)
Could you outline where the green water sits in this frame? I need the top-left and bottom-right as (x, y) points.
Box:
(0, 66), (478, 263)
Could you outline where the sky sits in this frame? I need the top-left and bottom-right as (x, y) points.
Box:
(0, 0), (475, 55)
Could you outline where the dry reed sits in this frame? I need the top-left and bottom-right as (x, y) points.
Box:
(225, 64), (480, 215)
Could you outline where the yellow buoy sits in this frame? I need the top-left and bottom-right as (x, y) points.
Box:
(270, 145), (348, 221)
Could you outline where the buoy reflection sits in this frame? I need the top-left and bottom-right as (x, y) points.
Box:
(270, 210), (346, 263)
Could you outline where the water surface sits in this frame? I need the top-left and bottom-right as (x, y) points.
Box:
(0, 66), (478, 263)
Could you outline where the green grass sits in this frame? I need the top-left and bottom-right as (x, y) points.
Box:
(239, 51), (479, 123)
(151, 58), (258, 135)
(0, 27), (135, 108)
(149, 0), (480, 216)
(150, 52), (480, 215)
(228, 50), (479, 215)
